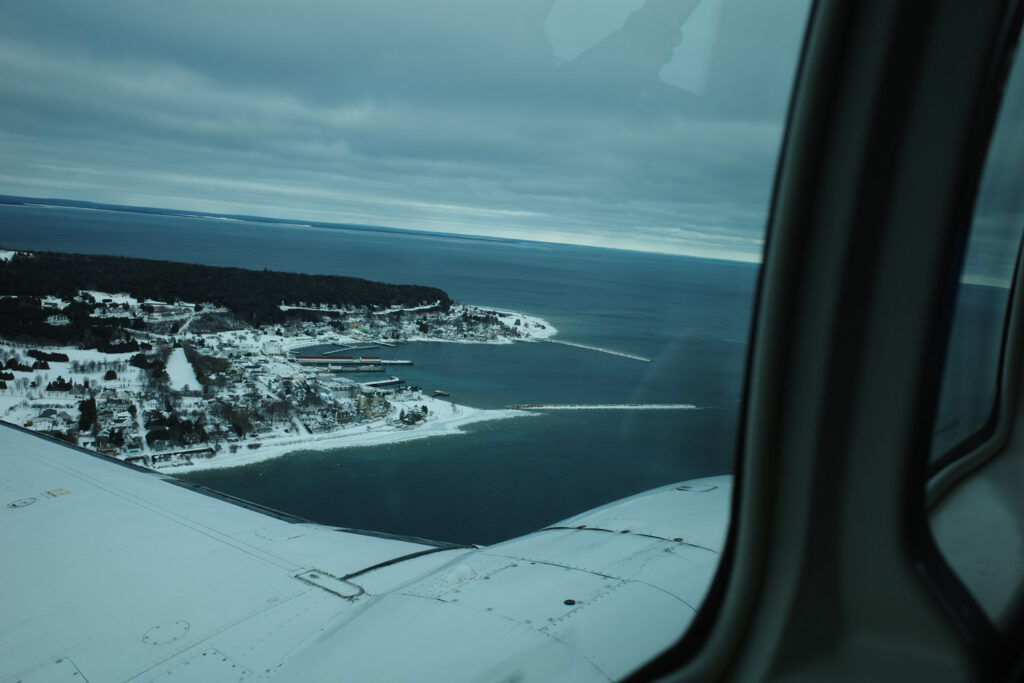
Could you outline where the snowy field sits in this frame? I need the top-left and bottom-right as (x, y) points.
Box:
(164, 347), (200, 391)
(0, 345), (140, 427)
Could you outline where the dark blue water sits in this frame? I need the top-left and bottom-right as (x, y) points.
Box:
(0, 204), (758, 544)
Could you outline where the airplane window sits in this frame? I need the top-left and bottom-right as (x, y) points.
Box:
(930, 29), (1024, 465)
(0, 1), (812, 675)
(927, 25), (1024, 631)
(0, 0), (810, 538)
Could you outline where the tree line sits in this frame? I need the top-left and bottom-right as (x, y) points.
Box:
(0, 251), (453, 326)
(0, 296), (141, 348)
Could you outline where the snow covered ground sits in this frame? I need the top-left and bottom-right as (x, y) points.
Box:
(0, 344), (532, 473)
(0, 295), (558, 471)
(81, 290), (139, 305)
(0, 345), (139, 428)
(159, 396), (533, 472)
(404, 308), (557, 344)
(164, 347), (200, 391)
(490, 309), (558, 340)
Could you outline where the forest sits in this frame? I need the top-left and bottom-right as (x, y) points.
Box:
(0, 250), (452, 326)
(0, 296), (139, 348)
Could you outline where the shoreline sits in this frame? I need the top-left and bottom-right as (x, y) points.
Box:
(156, 397), (532, 472)
(0, 291), (559, 472)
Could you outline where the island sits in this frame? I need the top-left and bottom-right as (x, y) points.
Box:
(0, 249), (555, 470)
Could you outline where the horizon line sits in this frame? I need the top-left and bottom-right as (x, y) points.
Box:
(0, 192), (763, 265)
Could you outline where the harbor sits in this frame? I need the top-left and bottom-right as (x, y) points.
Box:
(288, 342), (414, 373)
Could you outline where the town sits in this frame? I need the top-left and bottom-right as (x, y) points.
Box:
(0, 286), (554, 471)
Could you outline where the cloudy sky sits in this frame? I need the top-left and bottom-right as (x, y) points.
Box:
(0, 0), (811, 260)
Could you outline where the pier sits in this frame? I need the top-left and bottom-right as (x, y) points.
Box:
(285, 341), (386, 357)
(317, 345), (382, 355)
(293, 355), (412, 366)
(505, 403), (696, 410)
(543, 339), (651, 362)
(362, 376), (403, 388)
(324, 364), (385, 373)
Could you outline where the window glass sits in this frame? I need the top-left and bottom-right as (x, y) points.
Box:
(0, 0), (811, 673)
(931, 33), (1024, 462)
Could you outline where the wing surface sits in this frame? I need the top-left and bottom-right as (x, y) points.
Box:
(268, 478), (731, 681)
(1, 424), (729, 682)
(0, 424), (468, 682)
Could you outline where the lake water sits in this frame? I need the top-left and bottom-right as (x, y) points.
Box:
(0, 203), (759, 544)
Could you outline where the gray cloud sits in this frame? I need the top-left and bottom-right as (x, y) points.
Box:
(0, 0), (811, 259)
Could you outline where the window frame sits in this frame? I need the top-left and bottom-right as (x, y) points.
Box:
(629, 0), (1024, 680)
(927, 22), (1024, 482)
(928, 237), (1024, 496)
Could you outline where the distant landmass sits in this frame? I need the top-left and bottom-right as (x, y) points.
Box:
(0, 249), (451, 334)
(0, 194), (526, 246)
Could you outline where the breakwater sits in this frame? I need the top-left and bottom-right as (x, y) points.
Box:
(542, 338), (650, 362)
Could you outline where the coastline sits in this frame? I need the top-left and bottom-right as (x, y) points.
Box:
(157, 397), (532, 473)
(401, 309), (557, 344)
(0, 295), (556, 474)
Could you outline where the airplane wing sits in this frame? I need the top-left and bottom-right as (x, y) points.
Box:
(0, 423), (729, 682)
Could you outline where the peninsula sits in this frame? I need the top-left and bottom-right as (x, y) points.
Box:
(0, 249), (555, 470)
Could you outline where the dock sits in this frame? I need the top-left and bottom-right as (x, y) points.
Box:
(505, 403), (696, 410)
(543, 339), (650, 362)
(293, 355), (412, 366)
(317, 345), (381, 355)
(334, 365), (385, 373)
(362, 376), (403, 388)
(285, 340), (381, 356)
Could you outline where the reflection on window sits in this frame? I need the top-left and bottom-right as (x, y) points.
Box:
(931, 35), (1024, 462)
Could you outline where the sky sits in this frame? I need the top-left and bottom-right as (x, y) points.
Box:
(0, 0), (812, 261)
